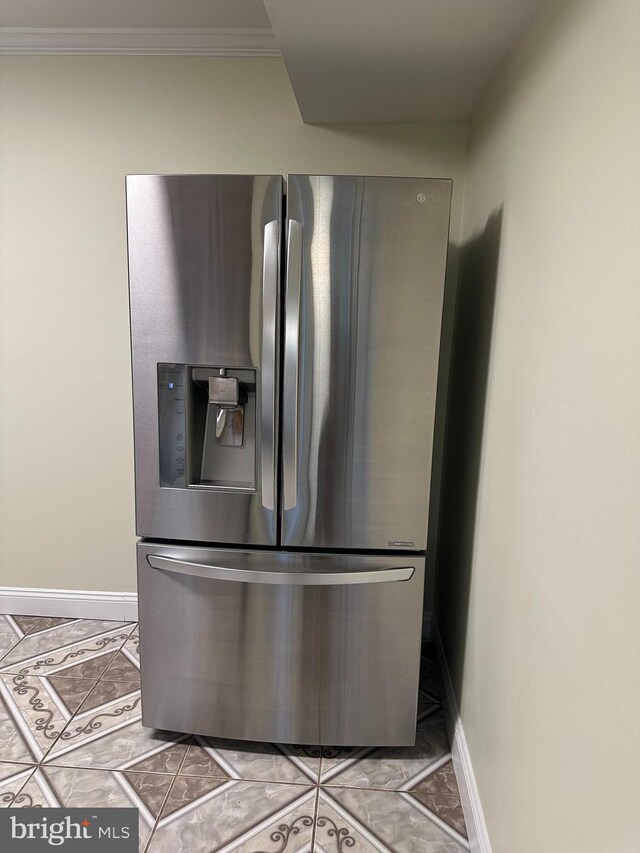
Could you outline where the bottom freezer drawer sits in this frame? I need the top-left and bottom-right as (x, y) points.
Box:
(137, 542), (425, 746)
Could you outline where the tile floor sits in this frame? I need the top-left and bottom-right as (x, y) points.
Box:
(0, 614), (468, 852)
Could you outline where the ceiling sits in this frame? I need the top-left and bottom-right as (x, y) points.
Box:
(0, 0), (541, 122)
(263, 0), (540, 122)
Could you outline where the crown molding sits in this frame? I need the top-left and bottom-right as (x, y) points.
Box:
(0, 27), (280, 56)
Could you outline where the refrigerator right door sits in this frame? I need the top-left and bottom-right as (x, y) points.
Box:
(282, 175), (452, 551)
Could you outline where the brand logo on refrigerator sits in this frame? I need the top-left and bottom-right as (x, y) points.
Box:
(388, 540), (415, 548)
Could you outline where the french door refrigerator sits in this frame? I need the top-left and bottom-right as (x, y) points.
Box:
(127, 174), (452, 746)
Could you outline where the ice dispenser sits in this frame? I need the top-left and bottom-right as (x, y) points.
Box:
(157, 363), (256, 491)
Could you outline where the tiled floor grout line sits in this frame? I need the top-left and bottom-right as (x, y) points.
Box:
(33, 762), (175, 776)
(316, 788), (399, 853)
(174, 736), (194, 776)
(0, 759), (35, 768)
(155, 772), (317, 787)
(9, 617), (44, 642)
(35, 672), (105, 765)
(22, 619), (43, 637)
(0, 645), (19, 667)
(142, 735), (195, 853)
(5, 764), (39, 808)
(310, 784), (320, 851)
(57, 674), (108, 722)
(0, 619), (32, 666)
(310, 751), (323, 851)
(406, 792), (472, 850)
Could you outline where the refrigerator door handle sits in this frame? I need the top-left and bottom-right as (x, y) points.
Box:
(283, 219), (303, 511)
(147, 555), (414, 585)
(261, 219), (279, 510)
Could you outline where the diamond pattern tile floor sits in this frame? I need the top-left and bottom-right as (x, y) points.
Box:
(0, 615), (469, 851)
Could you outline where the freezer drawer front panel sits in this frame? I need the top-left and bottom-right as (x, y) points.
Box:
(282, 175), (452, 551)
(137, 542), (425, 746)
(127, 174), (282, 546)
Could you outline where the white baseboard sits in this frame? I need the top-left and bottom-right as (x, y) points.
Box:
(433, 620), (492, 853)
(0, 587), (138, 622)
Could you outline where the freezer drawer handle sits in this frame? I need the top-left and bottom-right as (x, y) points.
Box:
(147, 555), (414, 585)
(261, 219), (279, 510)
(283, 219), (303, 510)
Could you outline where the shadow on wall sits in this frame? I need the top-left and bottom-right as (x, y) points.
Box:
(434, 208), (503, 704)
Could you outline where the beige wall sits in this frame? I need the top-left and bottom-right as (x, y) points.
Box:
(436, 0), (640, 850)
(0, 56), (467, 592)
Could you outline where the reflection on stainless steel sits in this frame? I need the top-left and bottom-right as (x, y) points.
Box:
(283, 219), (303, 511)
(260, 220), (280, 511)
(283, 175), (452, 550)
(305, 177), (333, 540)
(127, 175), (282, 545)
(138, 542), (425, 745)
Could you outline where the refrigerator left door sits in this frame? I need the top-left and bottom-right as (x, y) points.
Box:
(127, 175), (282, 545)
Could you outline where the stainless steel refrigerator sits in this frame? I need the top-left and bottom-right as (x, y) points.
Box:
(127, 174), (452, 746)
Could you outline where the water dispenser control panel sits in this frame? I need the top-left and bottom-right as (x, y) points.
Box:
(157, 363), (256, 492)
(158, 363), (187, 488)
